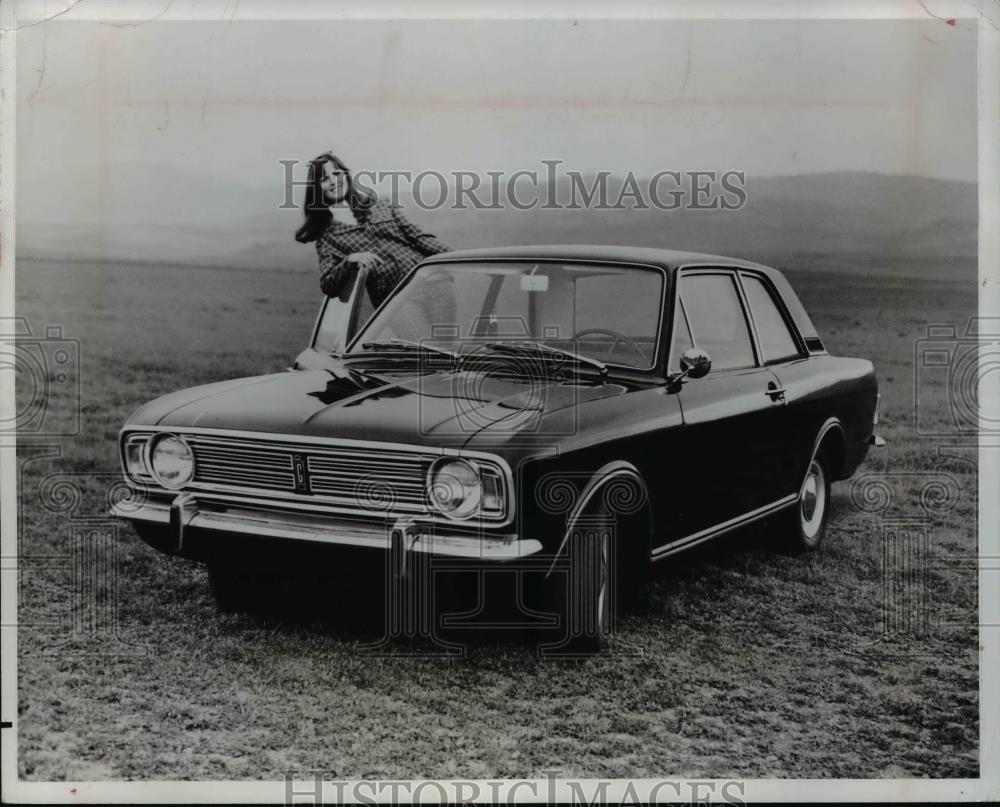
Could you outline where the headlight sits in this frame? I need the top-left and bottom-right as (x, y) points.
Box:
(149, 434), (195, 489)
(427, 458), (483, 520)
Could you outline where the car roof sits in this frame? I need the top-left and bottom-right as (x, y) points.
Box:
(419, 244), (821, 343)
(420, 244), (778, 275)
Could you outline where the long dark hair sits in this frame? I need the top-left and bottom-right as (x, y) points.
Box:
(294, 152), (375, 243)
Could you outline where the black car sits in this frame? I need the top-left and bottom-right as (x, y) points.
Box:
(114, 245), (883, 652)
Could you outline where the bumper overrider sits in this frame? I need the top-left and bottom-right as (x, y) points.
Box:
(112, 427), (542, 562)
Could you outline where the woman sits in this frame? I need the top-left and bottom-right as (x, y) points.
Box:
(295, 152), (451, 309)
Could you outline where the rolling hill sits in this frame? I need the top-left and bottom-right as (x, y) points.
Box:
(16, 170), (976, 276)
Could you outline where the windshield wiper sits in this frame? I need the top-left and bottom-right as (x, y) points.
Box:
(356, 339), (460, 360)
(352, 338), (608, 377)
(478, 340), (608, 377)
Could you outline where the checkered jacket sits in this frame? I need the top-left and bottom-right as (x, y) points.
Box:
(316, 199), (451, 306)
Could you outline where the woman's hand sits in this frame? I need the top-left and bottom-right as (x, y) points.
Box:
(347, 252), (381, 271)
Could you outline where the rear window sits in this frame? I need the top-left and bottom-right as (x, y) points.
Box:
(741, 274), (801, 363)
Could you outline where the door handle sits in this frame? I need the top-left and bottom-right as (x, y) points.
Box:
(765, 383), (786, 403)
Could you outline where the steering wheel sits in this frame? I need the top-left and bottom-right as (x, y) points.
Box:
(572, 328), (650, 365)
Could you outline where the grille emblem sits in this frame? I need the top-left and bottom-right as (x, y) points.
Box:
(292, 453), (310, 493)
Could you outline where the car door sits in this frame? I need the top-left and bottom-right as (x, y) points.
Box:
(292, 266), (377, 371)
(663, 268), (788, 545)
(736, 270), (817, 497)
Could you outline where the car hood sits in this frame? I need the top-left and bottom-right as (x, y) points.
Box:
(127, 367), (630, 448)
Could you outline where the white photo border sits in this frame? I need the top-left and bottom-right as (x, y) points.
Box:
(0, 0), (996, 802)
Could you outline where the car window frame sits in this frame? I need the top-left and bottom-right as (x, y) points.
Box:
(343, 257), (671, 375)
(667, 267), (761, 374)
(309, 295), (330, 349)
(666, 295), (694, 374)
(310, 273), (378, 355)
(735, 270), (808, 365)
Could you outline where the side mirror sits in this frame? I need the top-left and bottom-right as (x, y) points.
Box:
(666, 347), (711, 392)
(680, 347), (712, 379)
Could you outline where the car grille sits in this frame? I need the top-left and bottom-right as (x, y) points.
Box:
(186, 434), (434, 512)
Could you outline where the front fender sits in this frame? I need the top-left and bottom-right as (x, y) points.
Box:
(530, 460), (649, 577)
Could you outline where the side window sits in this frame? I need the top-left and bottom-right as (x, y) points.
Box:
(677, 273), (756, 371)
(668, 298), (694, 373)
(741, 274), (801, 363)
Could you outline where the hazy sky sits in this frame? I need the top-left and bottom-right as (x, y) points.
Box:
(16, 18), (977, 226)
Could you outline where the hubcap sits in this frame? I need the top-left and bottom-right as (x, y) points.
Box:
(799, 460), (826, 540)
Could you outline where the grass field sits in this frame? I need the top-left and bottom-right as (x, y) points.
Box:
(13, 255), (979, 780)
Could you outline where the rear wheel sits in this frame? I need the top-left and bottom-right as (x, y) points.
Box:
(781, 450), (830, 552)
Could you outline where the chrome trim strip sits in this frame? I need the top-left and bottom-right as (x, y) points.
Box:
(118, 426), (515, 528)
(732, 269), (764, 367)
(170, 492), (198, 551)
(112, 499), (539, 559)
(196, 453), (293, 468)
(411, 534), (542, 559)
(197, 470), (295, 486)
(664, 291), (694, 375)
(651, 493), (797, 560)
(112, 500), (170, 523)
(122, 426), (492, 459)
(195, 459), (293, 471)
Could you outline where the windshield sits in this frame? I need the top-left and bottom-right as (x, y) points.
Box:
(347, 261), (665, 370)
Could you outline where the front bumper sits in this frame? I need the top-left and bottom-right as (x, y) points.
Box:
(111, 492), (542, 560)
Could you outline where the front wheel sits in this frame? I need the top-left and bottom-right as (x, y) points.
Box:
(781, 451), (831, 553)
(540, 509), (615, 655)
